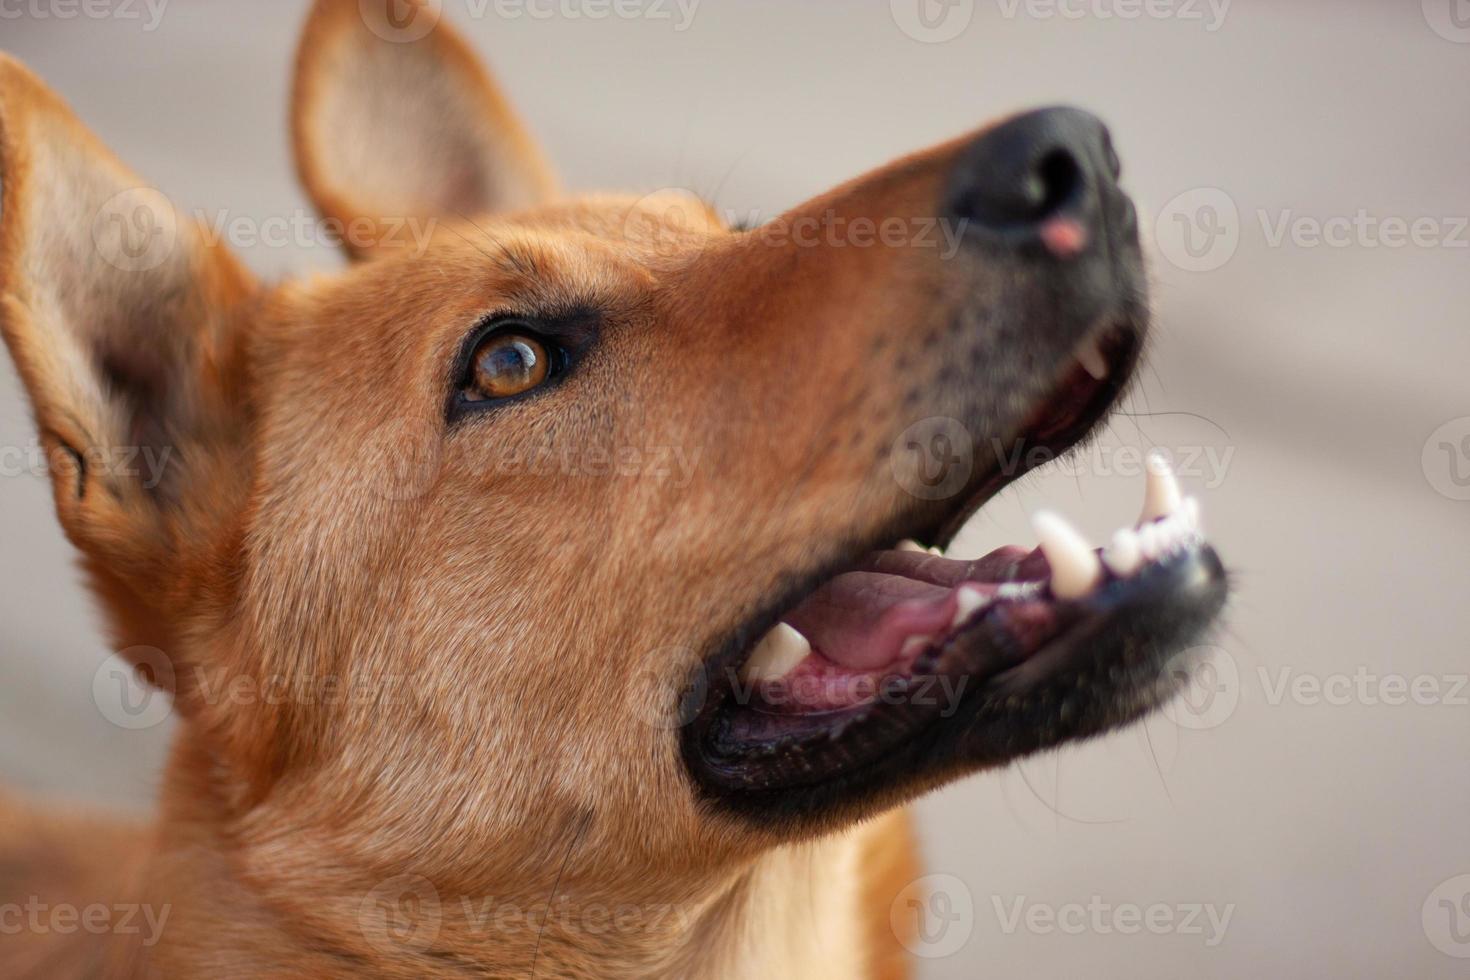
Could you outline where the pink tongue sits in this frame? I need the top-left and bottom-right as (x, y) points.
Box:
(780, 545), (1051, 672)
(782, 572), (955, 671)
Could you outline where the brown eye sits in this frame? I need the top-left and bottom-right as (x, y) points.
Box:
(466, 333), (551, 402)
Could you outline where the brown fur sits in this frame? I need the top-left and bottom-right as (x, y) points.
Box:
(0, 2), (1024, 975)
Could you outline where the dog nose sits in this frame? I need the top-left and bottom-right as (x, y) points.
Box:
(944, 106), (1132, 258)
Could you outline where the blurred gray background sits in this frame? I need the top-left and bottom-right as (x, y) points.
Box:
(2, 1), (1468, 977)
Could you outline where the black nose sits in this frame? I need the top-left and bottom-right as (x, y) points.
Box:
(944, 106), (1132, 255)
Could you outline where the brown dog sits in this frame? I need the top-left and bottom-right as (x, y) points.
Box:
(0, 1), (1226, 976)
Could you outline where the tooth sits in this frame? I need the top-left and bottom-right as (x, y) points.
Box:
(951, 585), (988, 629)
(996, 581), (1043, 599)
(928, 546), (944, 557)
(1102, 528), (1142, 577)
(898, 539), (926, 553)
(1076, 336), (1109, 381)
(1138, 522), (1162, 560)
(901, 635), (931, 659)
(739, 623), (811, 683)
(1031, 511), (1103, 600)
(1139, 452), (1182, 524)
(1181, 496), (1201, 531)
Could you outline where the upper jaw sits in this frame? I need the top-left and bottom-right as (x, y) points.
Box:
(680, 310), (1228, 820)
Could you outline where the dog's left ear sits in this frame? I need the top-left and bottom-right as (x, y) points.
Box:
(0, 55), (255, 618)
(292, 0), (557, 260)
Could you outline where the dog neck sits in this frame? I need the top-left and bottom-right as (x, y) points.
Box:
(131, 736), (872, 979)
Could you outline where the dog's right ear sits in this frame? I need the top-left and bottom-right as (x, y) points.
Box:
(292, 0), (557, 260)
(0, 55), (255, 614)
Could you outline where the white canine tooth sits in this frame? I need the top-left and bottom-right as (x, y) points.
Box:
(1031, 511), (1103, 600)
(1076, 336), (1110, 381)
(928, 546), (944, 557)
(898, 539), (927, 553)
(951, 585), (988, 629)
(1182, 496), (1202, 531)
(1102, 528), (1143, 577)
(900, 635), (931, 659)
(1139, 522), (1164, 560)
(996, 581), (1043, 599)
(1139, 452), (1182, 525)
(1137, 522), (1156, 559)
(738, 622), (811, 683)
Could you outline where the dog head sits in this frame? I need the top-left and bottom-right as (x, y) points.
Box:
(0, 0), (1225, 954)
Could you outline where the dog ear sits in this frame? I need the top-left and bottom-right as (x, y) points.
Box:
(292, 0), (556, 259)
(0, 55), (255, 610)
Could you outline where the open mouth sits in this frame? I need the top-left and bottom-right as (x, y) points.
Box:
(683, 323), (1228, 808)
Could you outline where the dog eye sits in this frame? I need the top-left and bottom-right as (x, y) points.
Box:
(463, 331), (553, 402)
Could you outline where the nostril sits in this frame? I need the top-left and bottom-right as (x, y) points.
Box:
(1102, 132), (1122, 181)
(1031, 149), (1084, 222)
(956, 146), (1085, 230)
(944, 106), (1118, 245)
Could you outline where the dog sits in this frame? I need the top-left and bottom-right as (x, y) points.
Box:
(0, 1), (1227, 976)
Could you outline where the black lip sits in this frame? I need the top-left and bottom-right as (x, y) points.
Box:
(929, 322), (1141, 550)
(686, 542), (1228, 817)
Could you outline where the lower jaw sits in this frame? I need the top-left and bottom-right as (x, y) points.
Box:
(692, 542), (1226, 803)
(684, 458), (1229, 802)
